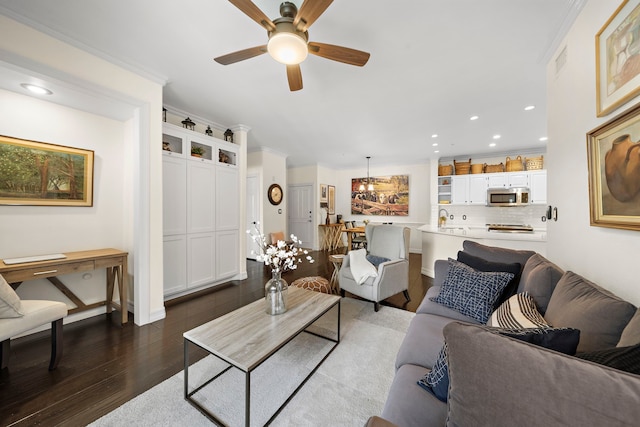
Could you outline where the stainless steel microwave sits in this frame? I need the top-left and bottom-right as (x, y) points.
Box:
(486, 187), (530, 206)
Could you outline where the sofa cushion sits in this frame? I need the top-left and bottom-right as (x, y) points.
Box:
(381, 363), (447, 427)
(457, 251), (521, 307)
(444, 322), (640, 427)
(462, 240), (535, 272)
(517, 253), (564, 314)
(488, 292), (549, 329)
(430, 258), (513, 324)
(545, 271), (637, 352)
(618, 308), (640, 347)
(576, 343), (640, 375)
(0, 274), (23, 318)
(417, 325), (580, 403)
(395, 313), (456, 370)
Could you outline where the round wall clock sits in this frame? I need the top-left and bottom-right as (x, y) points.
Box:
(268, 183), (283, 205)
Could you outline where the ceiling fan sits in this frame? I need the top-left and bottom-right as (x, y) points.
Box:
(214, 0), (370, 91)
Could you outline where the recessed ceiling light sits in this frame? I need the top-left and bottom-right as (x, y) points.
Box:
(493, 134), (501, 139)
(431, 134), (438, 138)
(432, 143), (438, 147)
(524, 105), (535, 111)
(434, 150), (439, 153)
(21, 83), (52, 95)
(539, 136), (548, 141)
(470, 115), (479, 121)
(489, 143), (497, 147)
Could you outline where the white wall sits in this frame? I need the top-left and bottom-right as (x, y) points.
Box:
(0, 15), (165, 325)
(547, 0), (640, 305)
(248, 149), (287, 239)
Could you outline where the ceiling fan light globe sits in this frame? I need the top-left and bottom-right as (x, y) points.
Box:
(268, 32), (308, 65)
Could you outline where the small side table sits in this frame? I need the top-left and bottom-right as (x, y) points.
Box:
(329, 254), (345, 294)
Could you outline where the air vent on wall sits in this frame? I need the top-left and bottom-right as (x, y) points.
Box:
(555, 45), (568, 75)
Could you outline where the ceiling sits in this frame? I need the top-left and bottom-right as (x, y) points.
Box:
(0, 0), (583, 169)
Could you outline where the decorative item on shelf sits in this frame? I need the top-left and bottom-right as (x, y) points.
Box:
(363, 219), (370, 225)
(470, 163), (484, 174)
(181, 117), (195, 131)
(190, 146), (204, 157)
(205, 125), (213, 137)
(325, 209), (330, 225)
(162, 107), (167, 122)
(438, 164), (453, 176)
(505, 155), (524, 172)
(525, 155), (544, 170)
(484, 162), (504, 173)
(247, 222), (314, 315)
(218, 150), (230, 164)
(454, 158), (471, 175)
(336, 214), (343, 223)
(224, 128), (234, 143)
(162, 142), (171, 151)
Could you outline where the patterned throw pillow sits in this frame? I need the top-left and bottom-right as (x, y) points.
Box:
(430, 258), (514, 324)
(417, 343), (449, 402)
(457, 251), (522, 308)
(488, 292), (549, 329)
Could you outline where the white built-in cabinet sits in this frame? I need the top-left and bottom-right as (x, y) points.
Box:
(438, 170), (547, 206)
(162, 123), (240, 298)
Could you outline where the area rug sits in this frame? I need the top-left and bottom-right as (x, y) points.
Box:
(90, 297), (414, 427)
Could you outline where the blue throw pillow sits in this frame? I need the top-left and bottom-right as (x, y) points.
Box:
(431, 258), (514, 323)
(366, 254), (390, 268)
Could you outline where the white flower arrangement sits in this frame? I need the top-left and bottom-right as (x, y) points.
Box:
(247, 222), (314, 273)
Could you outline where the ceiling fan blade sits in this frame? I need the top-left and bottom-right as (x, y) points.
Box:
(286, 64), (303, 91)
(308, 42), (370, 66)
(228, 0), (275, 31)
(214, 45), (267, 65)
(293, 0), (334, 32)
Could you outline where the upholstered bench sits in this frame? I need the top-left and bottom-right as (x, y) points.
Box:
(1, 275), (68, 371)
(291, 276), (333, 294)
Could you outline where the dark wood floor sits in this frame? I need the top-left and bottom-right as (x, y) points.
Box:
(0, 250), (431, 426)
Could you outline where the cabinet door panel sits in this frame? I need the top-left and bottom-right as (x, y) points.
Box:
(216, 230), (239, 279)
(468, 175), (488, 204)
(216, 167), (239, 230)
(187, 233), (215, 288)
(451, 176), (469, 204)
(187, 162), (215, 233)
(163, 235), (187, 295)
(163, 157), (187, 235)
(529, 171), (547, 204)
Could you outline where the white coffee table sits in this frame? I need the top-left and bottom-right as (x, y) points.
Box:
(183, 286), (341, 426)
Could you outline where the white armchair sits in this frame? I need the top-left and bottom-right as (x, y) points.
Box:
(339, 224), (410, 311)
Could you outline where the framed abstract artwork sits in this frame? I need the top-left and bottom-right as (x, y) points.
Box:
(596, 0), (640, 116)
(0, 135), (94, 206)
(587, 103), (640, 230)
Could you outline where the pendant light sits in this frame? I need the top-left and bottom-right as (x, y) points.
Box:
(359, 156), (374, 192)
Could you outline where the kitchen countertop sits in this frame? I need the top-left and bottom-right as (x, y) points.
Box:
(418, 224), (547, 241)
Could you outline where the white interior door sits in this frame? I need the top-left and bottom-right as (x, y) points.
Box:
(288, 184), (313, 248)
(246, 174), (260, 260)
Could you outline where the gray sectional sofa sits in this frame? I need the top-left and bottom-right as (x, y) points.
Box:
(376, 240), (640, 427)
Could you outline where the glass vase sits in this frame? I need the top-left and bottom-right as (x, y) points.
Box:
(265, 270), (288, 315)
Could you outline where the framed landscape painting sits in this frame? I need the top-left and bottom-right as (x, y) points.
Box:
(0, 135), (94, 206)
(350, 175), (409, 216)
(587, 103), (640, 230)
(596, 0), (640, 116)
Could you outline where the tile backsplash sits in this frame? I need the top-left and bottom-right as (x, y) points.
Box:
(434, 204), (548, 229)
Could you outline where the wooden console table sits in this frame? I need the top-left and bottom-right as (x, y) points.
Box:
(0, 248), (129, 324)
(319, 224), (344, 251)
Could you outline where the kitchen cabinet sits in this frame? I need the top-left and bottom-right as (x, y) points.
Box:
(161, 123), (240, 298)
(468, 175), (488, 204)
(529, 170), (547, 204)
(443, 170), (546, 206)
(451, 175), (469, 204)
